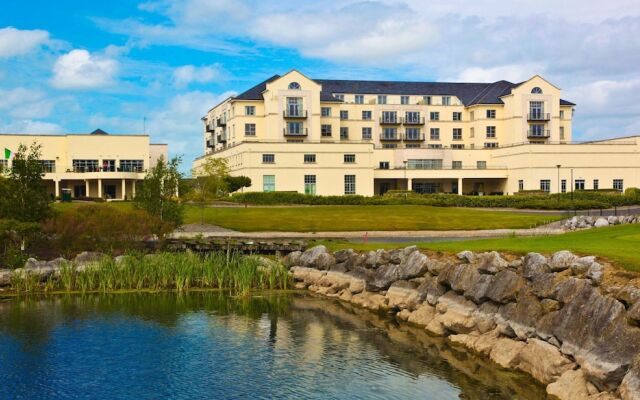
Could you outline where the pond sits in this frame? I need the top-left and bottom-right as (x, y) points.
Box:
(0, 292), (545, 399)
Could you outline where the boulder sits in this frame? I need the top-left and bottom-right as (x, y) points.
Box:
(406, 303), (436, 326)
(282, 250), (302, 267)
(537, 278), (640, 390)
(619, 358), (640, 400)
(45, 257), (68, 270)
(485, 270), (524, 303)
(594, 218), (610, 228)
(472, 301), (499, 333)
(475, 251), (509, 274)
(417, 277), (447, 306)
(333, 249), (357, 264)
(24, 258), (46, 269)
(397, 250), (429, 280)
(371, 264), (401, 291)
(365, 249), (389, 268)
(615, 286), (640, 308)
(586, 263), (604, 286)
(516, 338), (575, 384)
(385, 281), (422, 310)
(0, 269), (12, 286)
(523, 252), (549, 279)
(74, 251), (107, 266)
(489, 338), (526, 369)
(290, 266), (326, 288)
(500, 290), (544, 339)
(425, 259), (449, 276)
(434, 292), (478, 334)
(629, 303), (640, 324)
(550, 251), (578, 272)
(456, 250), (476, 263)
(531, 272), (559, 298)
(546, 369), (592, 400)
(350, 291), (387, 311)
(297, 246), (335, 270)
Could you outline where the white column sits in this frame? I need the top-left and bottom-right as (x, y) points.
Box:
(55, 180), (60, 198)
(121, 179), (126, 200)
(407, 178), (412, 191)
(98, 179), (102, 198)
(132, 180), (136, 199)
(457, 178), (463, 195)
(85, 180), (90, 197)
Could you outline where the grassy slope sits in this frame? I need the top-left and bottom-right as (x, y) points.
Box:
(315, 224), (640, 272)
(183, 205), (561, 232)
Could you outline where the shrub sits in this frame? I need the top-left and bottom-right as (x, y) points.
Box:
(42, 205), (173, 256)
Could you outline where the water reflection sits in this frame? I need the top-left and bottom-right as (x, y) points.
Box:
(0, 293), (544, 399)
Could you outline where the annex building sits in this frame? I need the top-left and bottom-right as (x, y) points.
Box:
(194, 70), (639, 196)
(0, 130), (168, 200)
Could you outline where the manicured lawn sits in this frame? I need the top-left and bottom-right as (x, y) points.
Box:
(315, 224), (640, 272)
(184, 205), (560, 232)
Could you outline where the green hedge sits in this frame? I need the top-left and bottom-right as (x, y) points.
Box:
(230, 191), (638, 210)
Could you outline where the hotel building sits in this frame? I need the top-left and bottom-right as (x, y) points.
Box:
(0, 130), (168, 199)
(195, 70), (639, 196)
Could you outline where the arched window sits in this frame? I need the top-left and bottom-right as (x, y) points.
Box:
(531, 87), (543, 94)
(288, 82), (301, 90)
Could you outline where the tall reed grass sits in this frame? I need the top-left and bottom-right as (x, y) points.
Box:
(10, 252), (291, 295)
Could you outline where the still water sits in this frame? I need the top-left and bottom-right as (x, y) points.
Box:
(0, 292), (544, 399)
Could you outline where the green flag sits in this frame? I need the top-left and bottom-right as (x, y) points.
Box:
(4, 148), (10, 159)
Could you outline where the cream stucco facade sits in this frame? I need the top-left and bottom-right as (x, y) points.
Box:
(194, 70), (639, 196)
(0, 131), (168, 200)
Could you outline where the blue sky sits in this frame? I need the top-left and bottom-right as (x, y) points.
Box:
(1, 0), (640, 172)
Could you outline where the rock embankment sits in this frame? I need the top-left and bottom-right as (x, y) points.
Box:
(0, 252), (109, 286)
(563, 215), (639, 231)
(285, 246), (640, 400)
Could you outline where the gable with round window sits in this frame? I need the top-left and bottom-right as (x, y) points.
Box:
(531, 87), (543, 94)
(288, 82), (301, 90)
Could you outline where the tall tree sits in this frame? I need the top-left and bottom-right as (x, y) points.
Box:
(0, 142), (51, 222)
(134, 155), (184, 227)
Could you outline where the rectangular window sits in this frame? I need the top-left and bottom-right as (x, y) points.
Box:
(245, 123), (256, 136)
(423, 96), (431, 105)
(321, 107), (331, 117)
(477, 161), (487, 170)
(401, 95), (410, 105)
(452, 161), (462, 170)
(452, 112), (462, 121)
(442, 96), (451, 106)
(407, 159), (443, 170)
(0, 159), (8, 172)
(405, 128), (421, 140)
(405, 144), (420, 148)
(39, 160), (56, 173)
(486, 109), (496, 119)
(382, 143), (398, 149)
(518, 180), (524, 191)
(430, 128), (440, 140)
(334, 94), (344, 101)
(340, 127), (349, 140)
(430, 111), (440, 121)
(379, 161), (390, 169)
(321, 124), (332, 137)
(362, 127), (372, 140)
(377, 95), (387, 105)
(529, 101), (544, 119)
(451, 144), (465, 149)
(102, 159), (115, 172)
(470, 127), (475, 138)
(405, 111), (421, 124)
(286, 122), (303, 135)
(470, 111), (475, 121)
(304, 175), (316, 195)
(561, 179), (567, 193)
(262, 154), (275, 164)
(540, 179), (551, 192)
(428, 144), (443, 149)
(245, 106), (255, 115)
(304, 154), (316, 164)
(340, 110), (349, 120)
(381, 111), (397, 123)
(560, 110), (565, 119)
(560, 126), (565, 140)
(575, 179), (585, 190)
(382, 127), (397, 140)
(613, 179), (624, 191)
(344, 154), (356, 163)
(286, 97), (303, 117)
(263, 175), (275, 192)
(484, 142), (499, 148)
(593, 179), (599, 190)
(355, 95), (364, 104)
(344, 175), (356, 194)
(452, 128), (462, 140)
(119, 160), (144, 172)
(486, 126), (496, 138)
(73, 159), (99, 172)
(362, 110), (372, 120)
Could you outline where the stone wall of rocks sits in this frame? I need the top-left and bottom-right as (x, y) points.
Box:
(563, 215), (640, 230)
(285, 246), (640, 400)
(0, 252), (111, 286)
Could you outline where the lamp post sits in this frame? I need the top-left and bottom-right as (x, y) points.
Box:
(403, 160), (408, 200)
(556, 164), (561, 203)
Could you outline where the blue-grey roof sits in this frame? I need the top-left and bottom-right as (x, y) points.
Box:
(232, 74), (575, 107)
(560, 99), (576, 106)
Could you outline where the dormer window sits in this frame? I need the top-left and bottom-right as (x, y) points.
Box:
(288, 82), (301, 90)
(531, 87), (543, 94)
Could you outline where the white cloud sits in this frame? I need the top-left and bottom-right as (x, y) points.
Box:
(452, 64), (545, 83)
(172, 64), (223, 87)
(51, 49), (118, 89)
(0, 26), (50, 57)
(0, 87), (56, 119)
(0, 119), (64, 134)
